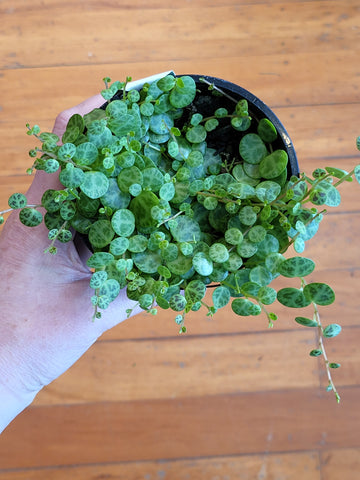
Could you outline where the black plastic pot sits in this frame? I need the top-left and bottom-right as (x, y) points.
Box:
(101, 73), (299, 178)
(181, 74), (299, 179)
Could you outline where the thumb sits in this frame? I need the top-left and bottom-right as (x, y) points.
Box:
(27, 93), (105, 201)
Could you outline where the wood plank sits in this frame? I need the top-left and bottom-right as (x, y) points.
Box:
(0, 387), (358, 469)
(0, 49), (359, 123)
(0, 0), (336, 13)
(1, 2), (358, 69)
(0, 451), (321, 480)
(32, 324), (359, 406)
(32, 329), (319, 406)
(321, 448), (360, 480)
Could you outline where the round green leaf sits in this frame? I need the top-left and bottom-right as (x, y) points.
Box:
(203, 196), (218, 210)
(278, 257), (315, 278)
(239, 134), (267, 165)
(323, 323), (342, 338)
(225, 227), (243, 246)
(231, 116), (251, 131)
(44, 159), (60, 173)
(142, 167), (164, 192)
(265, 253), (285, 273)
(255, 181), (281, 203)
(259, 150), (288, 179)
(277, 288), (312, 308)
(157, 265), (171, 279)
(257, 118), (278, 143)
(101, 178), (131, 210)
(8, 193), (27, 209)
(248, 225), (267, 243)
(117, 165), (143, 193)
(159, 182), (175, 201)
(88, 219), (115, 248)
(66, 113), (84, 135)
(240, 282), (260, 297)
(258, 286), (277, 305)
(58, 143), (76, 160)
(180, 242), (193, 256)
(149, 113), (174, 135)
(98, 295), (111, 310)
(111, 209), (135, 237)
(74, 142), (98, 166)
(212, 286), (231, 309)
(60, 165), (85, 189)
(303, 282), (335, 306)
(249, 265), (273, 286)
(169, 76), (196, 108)
(185, 280), (207, 303)
(238, 206), (257, 226)
(129, 191), (160, 233)
(90, 270), (108, 289)
(106, 100), (127, 119)
(99, 279), (121, 302)
(60, 201), (76, 221)
(231, 298), (262, 316)
(223, 252), (243, 272)
(79, 171), (109, 199)
(169, 216), (201, 243)
(186, 125), (207, 144)
(319, 181), (341, 207)
(209, 243), (229, 263)
(139, 294), (154, 309)
(192, 252), (213, 276)
(128, 235), (148, 253)
(169, 293), (187, 312)
(237, 239), (258, 258)
(140, 102), (155, 117)
(167, 253), (192, 275)
(87, 252), (115, 268)
(132, 251), (162, 274)
(157, 75), (176, 92)
(19, 208), (43, 227)
(110, 236), (129, 255)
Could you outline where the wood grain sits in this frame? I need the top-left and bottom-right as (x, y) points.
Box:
(0, 387), (359, 470)
(0, 452), (322, 480)
(1, 2), (359, 69)
(0, 1), (359, 479)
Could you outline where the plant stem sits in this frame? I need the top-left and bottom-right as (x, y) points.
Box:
(313, 301), (341, 403)
(156, 210), (183, 228)
(0, 204), (40, 216)
(300, 277), (341, 403)
(333, 168), (355, 188)
(199, 78), (239, 103)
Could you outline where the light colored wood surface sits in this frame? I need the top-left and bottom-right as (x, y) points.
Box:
(0, 0), (359, 478)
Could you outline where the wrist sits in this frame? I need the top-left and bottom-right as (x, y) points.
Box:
(0, 380), (38, 433)
(0, 327), (42, 433)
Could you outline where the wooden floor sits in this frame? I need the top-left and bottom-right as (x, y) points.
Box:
(0, 0), (360, 478)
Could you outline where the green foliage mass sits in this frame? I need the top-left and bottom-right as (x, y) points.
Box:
(2, 73), (360, 402)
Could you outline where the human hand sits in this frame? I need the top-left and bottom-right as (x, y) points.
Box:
(0, 95), (142, 432)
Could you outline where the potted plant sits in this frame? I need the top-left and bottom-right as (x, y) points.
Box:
(1, 72), (359, 403)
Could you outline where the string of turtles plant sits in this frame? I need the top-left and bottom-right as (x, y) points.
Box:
(1, 74), (360, 402)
